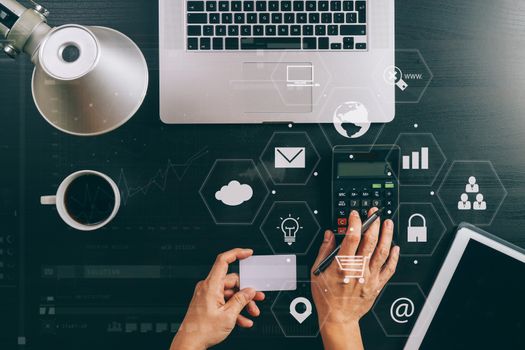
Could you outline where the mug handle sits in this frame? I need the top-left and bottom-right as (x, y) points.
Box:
(41, 196), (57, 205)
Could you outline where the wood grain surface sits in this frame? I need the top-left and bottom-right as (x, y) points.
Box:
(0, 0), (524, 349)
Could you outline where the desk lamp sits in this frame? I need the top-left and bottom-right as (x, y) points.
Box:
(0, 0), (148, 136)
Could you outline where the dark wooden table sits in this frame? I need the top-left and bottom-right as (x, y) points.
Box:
(1, 0), (524, 349)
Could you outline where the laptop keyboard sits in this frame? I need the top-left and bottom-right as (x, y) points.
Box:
(186, 1), (368, 51)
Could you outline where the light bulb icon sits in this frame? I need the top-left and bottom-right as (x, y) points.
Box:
(278, 214), (303, 246)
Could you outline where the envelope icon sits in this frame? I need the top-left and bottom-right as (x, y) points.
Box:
(275, 147), (306, 168)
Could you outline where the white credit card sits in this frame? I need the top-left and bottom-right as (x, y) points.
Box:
(240, 255), (297, 292)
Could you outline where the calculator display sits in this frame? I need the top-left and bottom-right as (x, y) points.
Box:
(337, 162), (387, 177)
(332, 146), (400, 234)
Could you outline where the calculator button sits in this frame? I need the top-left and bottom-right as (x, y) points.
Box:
(385, 200), (393, 207)
(337, 227), (347, 234)
(372, 199), (381, 207)
(338, 209), (347, 217)
(338, 191), (346, 198)
(361, 199), (370, 207)
(350, 199), (359, 207)
(361, 191), (370, 197)
(373, 190), (381, 198)
(350, 191), (359, 198)
(360, 209), (368, 217)
(337, 218), (348, 226)
(385, 191), (393, 197)
(337, 200), (347, 207)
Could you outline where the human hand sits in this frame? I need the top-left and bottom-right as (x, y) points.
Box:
(311, 208), (400, 350)
(170, 248), (265, 350)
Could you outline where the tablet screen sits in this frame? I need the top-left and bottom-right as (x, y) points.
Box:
(420, 240), (525, 349)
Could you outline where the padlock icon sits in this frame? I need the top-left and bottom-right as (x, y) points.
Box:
(407, 214), (427, 243)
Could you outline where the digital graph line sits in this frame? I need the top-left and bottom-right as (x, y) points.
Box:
(66, 184), (116, 224)
(117, 147), (209, 204)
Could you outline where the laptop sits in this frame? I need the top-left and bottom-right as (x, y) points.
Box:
(404, 223), (525, 349)
(159, 0), (395, 124)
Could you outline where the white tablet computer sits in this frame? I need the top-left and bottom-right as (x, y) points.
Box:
(404, 223), (525, 350)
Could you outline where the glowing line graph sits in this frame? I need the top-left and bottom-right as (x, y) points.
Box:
(65, 184), (116, 224)
(117, 147), (209, 204)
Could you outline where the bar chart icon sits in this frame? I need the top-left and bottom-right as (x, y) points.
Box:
(402, 147), (429, 170)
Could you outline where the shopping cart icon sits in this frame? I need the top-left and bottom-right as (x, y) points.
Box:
(335, 255), (369, 284)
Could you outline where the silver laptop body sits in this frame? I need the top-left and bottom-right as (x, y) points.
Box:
(159, 0), (395, 124)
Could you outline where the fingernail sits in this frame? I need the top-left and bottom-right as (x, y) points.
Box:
(351, 210), (359, 217)
(386, 220), (393, 229)
(324, 230), (332, 242)
(244, 249), (254, 253)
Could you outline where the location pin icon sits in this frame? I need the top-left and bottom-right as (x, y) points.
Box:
(289, 297), (313, 324)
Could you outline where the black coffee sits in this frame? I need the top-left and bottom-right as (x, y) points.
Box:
(65, 174), (117, 226)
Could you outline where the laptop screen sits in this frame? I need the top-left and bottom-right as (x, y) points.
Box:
(420, 239), (525, 349)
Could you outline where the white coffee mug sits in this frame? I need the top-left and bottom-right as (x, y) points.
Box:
(41, 170), (121, 231)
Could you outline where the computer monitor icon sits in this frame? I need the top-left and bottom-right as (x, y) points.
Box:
(286, 65), (319, 87)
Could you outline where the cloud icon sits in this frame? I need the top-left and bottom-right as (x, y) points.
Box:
(215, 180), (254, 206)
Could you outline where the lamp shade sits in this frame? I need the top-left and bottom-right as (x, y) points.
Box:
(31, 24), (149, 136)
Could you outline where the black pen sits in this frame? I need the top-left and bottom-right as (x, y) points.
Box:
(313, 208), (384, 276)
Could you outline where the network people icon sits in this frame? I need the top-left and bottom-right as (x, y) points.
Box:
(458, 176), (487, 211)
(458, 193), (472, 210)
(465, 176), (479, 193)
(473, 193), (487, 210)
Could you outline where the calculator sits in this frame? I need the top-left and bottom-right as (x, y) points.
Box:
(332, 145), (399, 234)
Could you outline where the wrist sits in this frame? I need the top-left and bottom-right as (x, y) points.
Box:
(321, 319), (360, 336)
(320, 321), (363, 350)
(171, 329), (207, 350)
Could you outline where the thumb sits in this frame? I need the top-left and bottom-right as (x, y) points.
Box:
(224, 288), (256, 316)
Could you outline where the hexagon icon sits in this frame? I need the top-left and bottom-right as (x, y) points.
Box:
(199, 160), (269, 225)
(387, 133), (446, 186)
(373, 283), (426, 337)
(378, 49), (434, 104)
(260, 132), (321, 185)
(395, 203), (447, 257)
(271, 281), (330, 338)
(319, 87), (386, 151)
(437, 161), (507, 226)
(260, 202), (321, 256)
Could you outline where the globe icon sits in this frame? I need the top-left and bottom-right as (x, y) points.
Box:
(333, 101), (371, 139)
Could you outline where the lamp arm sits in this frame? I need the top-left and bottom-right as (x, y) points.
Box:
(0, 0), (51, 59)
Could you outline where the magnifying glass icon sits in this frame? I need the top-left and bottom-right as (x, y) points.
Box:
(384, 65), (408, 91)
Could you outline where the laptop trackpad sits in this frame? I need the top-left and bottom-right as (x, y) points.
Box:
(240, 62), (312, 113)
